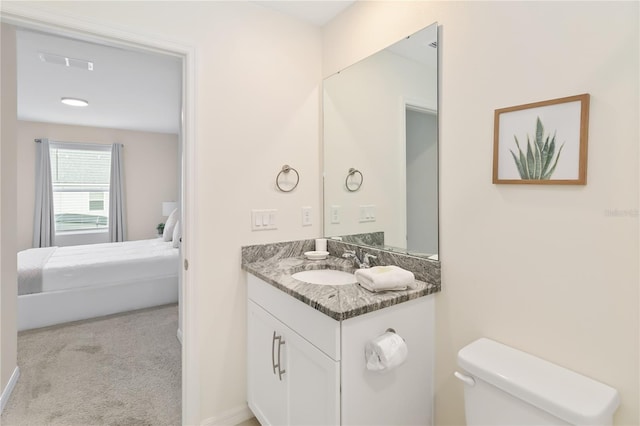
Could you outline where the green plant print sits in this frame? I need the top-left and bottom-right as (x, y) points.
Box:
(509, 117), (564, 180)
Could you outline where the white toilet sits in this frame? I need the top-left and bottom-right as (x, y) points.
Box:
(455, 338), (620, 426)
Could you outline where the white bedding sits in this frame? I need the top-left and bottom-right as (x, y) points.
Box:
(18, 238), (179, 294)
(17, 246), (56, 295)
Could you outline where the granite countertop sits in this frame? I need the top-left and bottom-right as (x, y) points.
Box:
(242, 254), (439, 321)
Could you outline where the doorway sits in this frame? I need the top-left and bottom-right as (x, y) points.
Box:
(0, 14), (196, 424)
(405, 106), (438, 255)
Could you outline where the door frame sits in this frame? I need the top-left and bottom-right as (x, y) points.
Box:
(398, 96), (436, 250)
(0, 5), (199, 425)
(403, 104), (437, 254)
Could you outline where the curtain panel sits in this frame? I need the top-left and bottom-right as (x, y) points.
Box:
(108, 143), (126, 242)
(33, 138), (55, 247)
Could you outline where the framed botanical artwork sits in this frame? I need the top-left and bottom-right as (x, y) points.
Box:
(493, 94), (590, 185)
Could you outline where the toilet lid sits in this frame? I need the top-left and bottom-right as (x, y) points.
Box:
(457, 338), (620, 425)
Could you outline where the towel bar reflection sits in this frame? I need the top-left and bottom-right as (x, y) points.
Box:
(276, 164), (299, 192)
(346, 168), (363, 192)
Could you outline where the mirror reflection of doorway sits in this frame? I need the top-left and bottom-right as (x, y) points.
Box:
(406, 107), (438, 256)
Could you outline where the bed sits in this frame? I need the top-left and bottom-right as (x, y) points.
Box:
(17, 238), (179, 331)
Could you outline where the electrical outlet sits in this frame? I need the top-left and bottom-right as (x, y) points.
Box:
(302, 207), (312, 226)
(330, 205), (340, 224)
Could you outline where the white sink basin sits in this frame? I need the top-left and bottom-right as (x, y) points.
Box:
(291, 269), (356, 286)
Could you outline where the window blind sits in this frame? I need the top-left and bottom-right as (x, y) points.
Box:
(49, 143), (112, 232)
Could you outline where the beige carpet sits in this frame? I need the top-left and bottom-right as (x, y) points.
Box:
(1, 304), (181, 426)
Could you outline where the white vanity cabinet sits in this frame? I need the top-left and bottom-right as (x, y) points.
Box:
(247, 275), (340, 426)
(247, 274), (434, 426)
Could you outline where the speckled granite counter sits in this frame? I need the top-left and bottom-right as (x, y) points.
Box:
(241, 239), (440, 321)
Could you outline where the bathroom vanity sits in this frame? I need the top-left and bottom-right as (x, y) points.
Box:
(244, 19), (442, 425)
(243, 240), (440, 426)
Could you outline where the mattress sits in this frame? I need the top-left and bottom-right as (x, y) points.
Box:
(18, 238), (179, 295)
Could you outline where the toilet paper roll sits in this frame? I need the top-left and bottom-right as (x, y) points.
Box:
(315, 238), (327, 252)
(365, 331), (408, 372)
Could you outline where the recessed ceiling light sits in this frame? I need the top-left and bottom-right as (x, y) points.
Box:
(61, 97), (89, 107)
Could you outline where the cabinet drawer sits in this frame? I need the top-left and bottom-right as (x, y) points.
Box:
(248, 274), (341, 361)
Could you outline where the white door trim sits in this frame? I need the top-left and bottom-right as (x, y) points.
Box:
(0, 5), (200, 425)
(0, 367), (20, 414)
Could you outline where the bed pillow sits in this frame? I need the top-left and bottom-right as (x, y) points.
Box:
(163, 208), (179, 242)
(172, 220), (181, 248)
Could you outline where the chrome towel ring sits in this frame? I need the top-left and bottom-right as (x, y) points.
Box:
(345, 168), (363, 192)
(276, 164), (299, 192)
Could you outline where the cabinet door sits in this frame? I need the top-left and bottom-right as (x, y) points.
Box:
(249, 299), (340, 426)
(248, 301), (288, 426)
(287, 328), (340, 426)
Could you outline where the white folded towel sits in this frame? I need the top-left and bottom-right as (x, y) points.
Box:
(355, 265), (416, 292)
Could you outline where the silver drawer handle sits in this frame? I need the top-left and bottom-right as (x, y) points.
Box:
(271, 331), (286, 380)
(271, 331), (277, 374)
(277, 337), (286, 381)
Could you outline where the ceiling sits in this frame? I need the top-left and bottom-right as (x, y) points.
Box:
(16, 29), (182, 135)
(255, 1), (355, 26)
(387, 23), (438, 68)
(15, 2), (355, 135)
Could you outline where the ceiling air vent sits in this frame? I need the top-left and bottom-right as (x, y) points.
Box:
(39, 52), (94, 71)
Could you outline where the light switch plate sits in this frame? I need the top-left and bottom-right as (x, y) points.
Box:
(251, 209), (277, 231)
(358, 204), (376, 222)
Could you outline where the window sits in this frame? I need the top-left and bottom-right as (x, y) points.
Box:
(50, 143), (111, 232)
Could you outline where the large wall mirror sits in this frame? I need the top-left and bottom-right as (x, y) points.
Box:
(323, 22), (439, 259)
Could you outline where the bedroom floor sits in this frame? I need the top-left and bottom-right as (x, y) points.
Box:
(1, 304), (181, 426)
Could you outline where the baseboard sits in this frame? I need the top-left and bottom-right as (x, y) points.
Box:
(200, 404), (253, 426)
(177, 328), (183, 344)
(0, 366), (20, 414)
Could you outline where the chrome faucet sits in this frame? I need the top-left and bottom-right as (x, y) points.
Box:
(342, 250), (377, 268)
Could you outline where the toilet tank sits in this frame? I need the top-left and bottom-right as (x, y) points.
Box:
(456, 338), (620, 426)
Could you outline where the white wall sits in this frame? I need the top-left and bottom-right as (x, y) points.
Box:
(0, 22), (18, 405)
(323, 49), (436, 248)
(324, 2), (639, 425)
(16, 120), (179, 250)
(1, 1), (322, 423)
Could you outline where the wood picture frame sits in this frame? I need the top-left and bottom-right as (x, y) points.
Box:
(493, 94), (590, 185)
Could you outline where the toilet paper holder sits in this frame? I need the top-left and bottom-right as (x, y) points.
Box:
(385, 328), (405, 341)
(364, 327), (408, 372)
